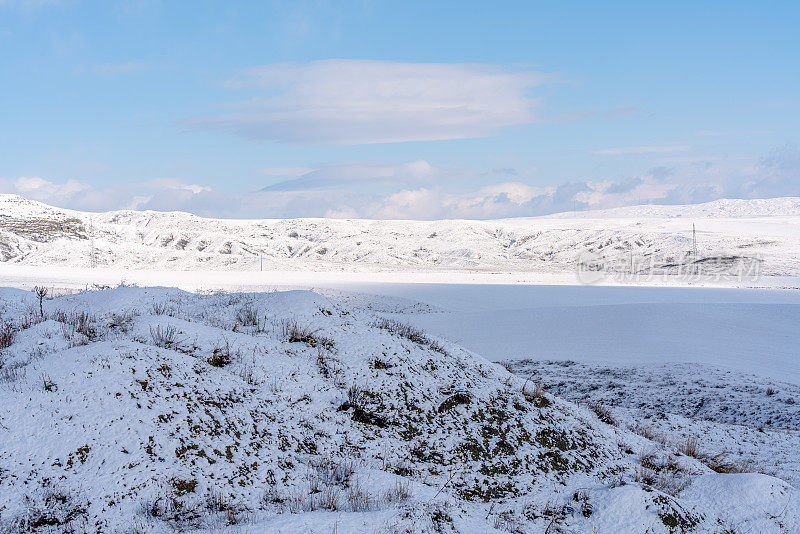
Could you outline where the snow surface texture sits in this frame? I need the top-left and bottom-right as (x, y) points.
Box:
(1, 286), (798, 533)
(2, 194), (800, 282)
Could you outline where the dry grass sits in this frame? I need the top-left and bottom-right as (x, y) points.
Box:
(373, 318), (446, 354)
(631, 423), (666, 445)
(497, 361), (514, 373)
(679, 435), (745, 473)
(54, 311), (99, 345)
(41, 374), (58, 392)
(279, 319), (333, 349)
(15, 486), (87, 531)
(383, 480), (412, 504)
(522, 377), (550, 407)
(680, 436), (701, 458)
(309, 457), (355, 490)
(207, 339), (232, 367)
(205, 488), (235, 513)
(0, 321), (16, 349)
(0, 362), (26, 383)
(236, 364), (256, 385)
(283, 458), (405, 515)
(151, 301), (169, 316)
(150, 324), (177, 348)
(345, 477), (377, 512)
(18, 312), (44, 330)
(701, 453), (746, 474)
(317, 345), (333, 378)
(493, 511), (525, 534)
(634, 452), (690, 495)
(588, 403), (616, 426)
(236, 303), (260, 328)
(108, 310), (137, 333)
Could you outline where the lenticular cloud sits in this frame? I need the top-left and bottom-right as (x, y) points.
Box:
(186, 60), (553, 145)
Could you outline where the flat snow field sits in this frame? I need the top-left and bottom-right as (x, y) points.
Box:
(371, 283), (800, 385)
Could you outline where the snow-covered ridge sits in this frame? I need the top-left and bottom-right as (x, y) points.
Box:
(3, 194), (800, 220)
(0, 285), (796, 532)
(546, 196), (800, 219)
(2, 194), (800, 277)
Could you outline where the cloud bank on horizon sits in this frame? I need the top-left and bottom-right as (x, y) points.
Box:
(3, 144), (799, 220)
(0, 2), (798, 219)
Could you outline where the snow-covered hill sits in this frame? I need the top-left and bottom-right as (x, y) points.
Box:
(1, 285), (797, 532)
(2, 194), (800, 278)
(548, 197), (800, 219)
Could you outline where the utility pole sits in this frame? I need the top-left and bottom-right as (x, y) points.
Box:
(692, 223), (697, 257)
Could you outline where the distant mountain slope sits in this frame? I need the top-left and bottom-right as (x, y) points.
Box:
(547, 197), (800, 219)
(1, 194), (799, 277)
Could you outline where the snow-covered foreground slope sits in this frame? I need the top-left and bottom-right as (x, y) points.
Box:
(2, 194), (800, 281)
(0, 286), (798, 532)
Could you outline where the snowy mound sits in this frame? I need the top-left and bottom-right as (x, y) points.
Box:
(0, 286), (797, 532)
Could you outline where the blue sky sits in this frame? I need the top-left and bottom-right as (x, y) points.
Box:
(1, 1), (798, 218)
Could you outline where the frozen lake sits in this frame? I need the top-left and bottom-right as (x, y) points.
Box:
(330, 283), (800, 385)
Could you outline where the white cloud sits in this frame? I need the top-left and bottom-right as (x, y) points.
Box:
(476, 182), (547, 205)
(573, 178), (677, 208)
(185, 60), (554, 145)
(260, 160), (440, 191)
(141, 178), (211, 195)
(365, 182), (554, 220)
(0, 176), (224, 216)
(324, 206), (360, 219)
(3, 147), (798, 220)
(9, 176), (91, 200)
(590, 145), (690, 155)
